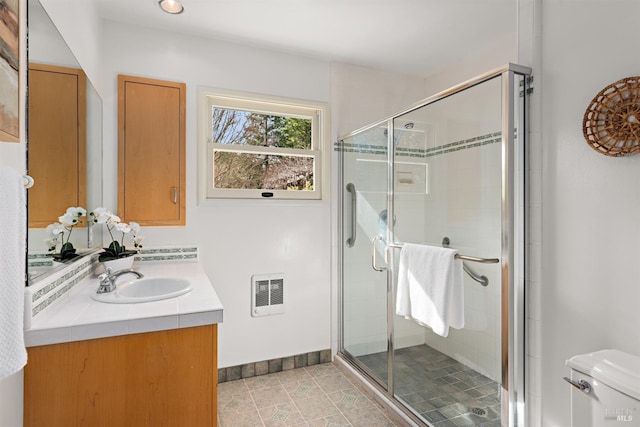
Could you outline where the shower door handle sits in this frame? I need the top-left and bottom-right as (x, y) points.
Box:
(346, 183), (357, 247)
(372, 236), (386, 272)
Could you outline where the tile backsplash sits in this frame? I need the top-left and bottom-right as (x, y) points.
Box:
(135, 246), (198, 263)
(25, 245), (199, 328)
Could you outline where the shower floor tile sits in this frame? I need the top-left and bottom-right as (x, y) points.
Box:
(218, 362), (405, 426)
(358, 345), (501, 427)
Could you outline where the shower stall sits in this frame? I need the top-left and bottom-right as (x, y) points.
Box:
(338, 64), (530, 426)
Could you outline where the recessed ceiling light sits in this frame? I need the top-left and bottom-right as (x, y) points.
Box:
(159, 0), (184, 14)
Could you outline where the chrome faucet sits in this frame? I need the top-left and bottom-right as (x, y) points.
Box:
(97, 267), (144, 294)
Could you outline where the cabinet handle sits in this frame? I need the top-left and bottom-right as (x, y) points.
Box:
(173, 187), (178, 204)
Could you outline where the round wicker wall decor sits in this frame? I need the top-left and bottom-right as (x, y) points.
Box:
(582, 76), (640, 157)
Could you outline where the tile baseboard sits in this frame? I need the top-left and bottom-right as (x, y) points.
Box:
(218, 349), (332, 383)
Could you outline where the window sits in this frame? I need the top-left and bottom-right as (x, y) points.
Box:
(200, 90), (327, 200)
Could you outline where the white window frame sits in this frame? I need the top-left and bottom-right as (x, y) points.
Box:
(198, 88), (329, 201)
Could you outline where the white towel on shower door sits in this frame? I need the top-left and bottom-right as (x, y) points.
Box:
(395, 243), (464, 337)
(0, 167), (28, 381)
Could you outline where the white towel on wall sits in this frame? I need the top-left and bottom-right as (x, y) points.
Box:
(0, 167), (27, 381)
(395, 243), (464, 337)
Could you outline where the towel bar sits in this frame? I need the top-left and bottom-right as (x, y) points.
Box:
(387, 242), (499, 264)
(388, 240), (498, 287)
(23, 175), (34, 188)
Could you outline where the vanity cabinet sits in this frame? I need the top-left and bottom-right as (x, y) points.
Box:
(28, 63), (86, 228)
(24, 324), (217, 426)
(117, 74), (186, 226)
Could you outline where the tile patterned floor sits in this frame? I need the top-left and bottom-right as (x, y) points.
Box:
(359, 345), (502, 427)
(217, 362), (406, 426)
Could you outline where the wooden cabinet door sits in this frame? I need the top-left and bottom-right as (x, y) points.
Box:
(24, 325), (218, 426)
(28, 64), (86, 228)
(118, 75), (185, 226)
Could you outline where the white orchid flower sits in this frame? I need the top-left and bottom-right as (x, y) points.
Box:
(89, 207), (112, 224)
(59, 207), (86, 226)
(115, 222), (131, 234)
(90, 207), (143, 257)
(46, 223), (65, 237)
(129, 222), (141, 234)
(58, 212), (79, 227)
(66, 207), (86, 217)
(90, 207), (123, 225)
(45, 223), (64, 253)
(45, 238), (58, 251)
(106, 213), (121, 225)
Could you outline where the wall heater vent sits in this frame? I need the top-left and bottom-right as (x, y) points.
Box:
(251, 274), (285, 317)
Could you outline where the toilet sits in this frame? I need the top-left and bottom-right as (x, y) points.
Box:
(566, 349), (640, 426)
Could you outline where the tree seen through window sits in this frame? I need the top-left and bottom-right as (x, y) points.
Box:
(212, 107), (313, 191)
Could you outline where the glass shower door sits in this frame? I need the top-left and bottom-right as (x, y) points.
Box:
(390, 75), (507, 425)
(341, 123), (390, 387)
(339, 65), (529, 427)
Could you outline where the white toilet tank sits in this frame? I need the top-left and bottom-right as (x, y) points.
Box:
(566, 349), (640, 427)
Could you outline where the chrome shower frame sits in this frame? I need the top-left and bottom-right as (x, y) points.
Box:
(337, 63), (531, 427)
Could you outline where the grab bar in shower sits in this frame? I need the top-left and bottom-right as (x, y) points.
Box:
(345, 183), (357, 247)
(441, 237), (492, 287)
(388, 238), (498, 287)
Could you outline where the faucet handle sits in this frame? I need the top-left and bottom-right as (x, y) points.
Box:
(98, 267), (114, 282)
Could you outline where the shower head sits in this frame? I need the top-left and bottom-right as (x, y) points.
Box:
(383, 128), (403, 145)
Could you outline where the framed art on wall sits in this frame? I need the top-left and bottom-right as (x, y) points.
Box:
(0, 0), (19, 142)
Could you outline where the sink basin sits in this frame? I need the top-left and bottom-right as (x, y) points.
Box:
(91, 277), (192, 304)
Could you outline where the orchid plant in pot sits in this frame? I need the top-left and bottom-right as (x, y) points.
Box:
(89, 207), (143, 271)
(46, 207), (86, 263)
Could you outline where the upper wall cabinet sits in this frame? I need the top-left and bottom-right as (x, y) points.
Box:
(28, 63), (86, 228)
(118, 75), (186, 226)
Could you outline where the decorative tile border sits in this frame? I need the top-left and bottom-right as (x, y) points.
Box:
(27, 245), (199, 321)
(218, 349), (332, 383)
(30, 256), (97, 318)
(336, 142), (387, 155)
(422, 132), (501, 158)
(28, 252), (54, 268)
(335, 131), (502, 158)
(134, 246), (198, 263)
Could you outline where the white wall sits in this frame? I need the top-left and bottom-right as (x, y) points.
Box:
(102, 20), (333, 368)
(28, 0), (78, 68)
(539, 1), (640, 426)
(39, 0), (104, 95)
(331, 63), (428, 138)
(422, 34), (517, 99)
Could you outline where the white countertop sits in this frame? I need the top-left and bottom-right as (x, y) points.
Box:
(24, 262), (223, 347)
